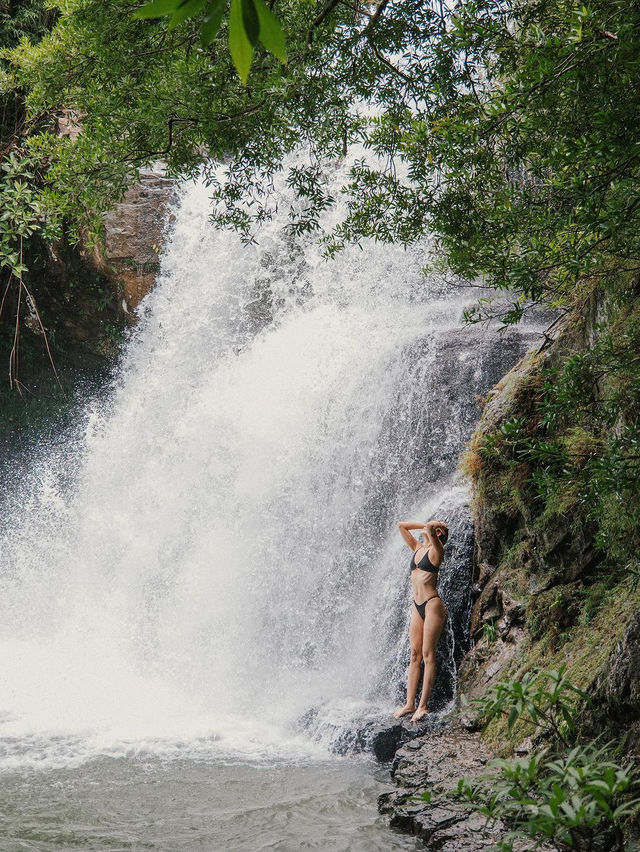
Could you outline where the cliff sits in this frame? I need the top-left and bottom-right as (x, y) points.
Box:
(458, 283), (640, 759)
(379, 281), (640, 849)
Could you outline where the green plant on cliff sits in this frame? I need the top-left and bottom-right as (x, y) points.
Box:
(0, 150), (61, 277)
(473, 666), (589, 748)
(1, 1), (61, 290)
(0, 149), (65, 389)
(473, 745), (639, 851)
(455, 667), (640, 850)
(469, 289), (640, 584)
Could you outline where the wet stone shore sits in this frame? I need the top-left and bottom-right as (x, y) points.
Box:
(376, 721), (558, 851)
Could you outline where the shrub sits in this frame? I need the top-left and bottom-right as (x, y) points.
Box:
(455, 667), (640, 850)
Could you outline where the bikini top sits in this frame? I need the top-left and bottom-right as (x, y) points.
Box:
(410, 547), (439, 574)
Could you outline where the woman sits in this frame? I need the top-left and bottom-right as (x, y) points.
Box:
(393, 518), (449, 722)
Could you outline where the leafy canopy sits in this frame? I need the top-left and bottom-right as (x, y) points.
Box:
(2, 0), (640, 328)
(132, 0), (287, 84)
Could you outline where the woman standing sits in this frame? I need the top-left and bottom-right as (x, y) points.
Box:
(393, 518), (449, 722)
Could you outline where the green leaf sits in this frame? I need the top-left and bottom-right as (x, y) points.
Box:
(201, 0), (226, 45)
(241, 0), (259, 46)
(133, 0), (180, 20)
(613, 799), (640, 819)
(229, 0), (253, 83)
(253, 0), (286, 62)
(168, 0), (207, 30)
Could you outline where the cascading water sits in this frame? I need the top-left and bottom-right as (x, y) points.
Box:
(0, 151), (544, 776)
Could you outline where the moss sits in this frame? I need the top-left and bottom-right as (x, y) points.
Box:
(478, 578), (639, 755)
(561, 426), (603, 468)
(522, 583), (635, 688)
(526, 584), (581, 642)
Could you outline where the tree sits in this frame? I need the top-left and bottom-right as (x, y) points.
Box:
(2, 0), (640, 323)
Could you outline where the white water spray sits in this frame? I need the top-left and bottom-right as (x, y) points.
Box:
(0, 152), (542, 769)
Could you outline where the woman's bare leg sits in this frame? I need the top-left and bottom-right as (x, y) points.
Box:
(393, 605), (423, 718)
(411, 600), (447, 722)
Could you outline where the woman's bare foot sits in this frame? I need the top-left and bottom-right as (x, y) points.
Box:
(410, 706), (428, 723)
(393, 704), (415, 719)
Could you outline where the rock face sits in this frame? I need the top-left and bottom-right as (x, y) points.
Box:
(377, 290), (640, 847)
(453, 292), (640, 762)
(602, 610), (640, 715)
(588, 609), (640, 757)
(377, 724), (558, 850)
(98, 165), (177, 313)
(362, 719), (432, 762)
(56, 113), (176, 315)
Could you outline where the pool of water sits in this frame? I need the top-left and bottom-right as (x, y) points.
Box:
(0, 754), (420, 851)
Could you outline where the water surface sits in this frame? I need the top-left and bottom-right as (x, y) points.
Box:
(0, 755), (420, 851)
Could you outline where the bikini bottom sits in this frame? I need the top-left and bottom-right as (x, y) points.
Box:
(414, 594), (441, 621)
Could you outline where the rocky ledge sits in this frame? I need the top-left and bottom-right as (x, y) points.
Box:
(377, 722), (558, 850)
(342, 715), (447, 762)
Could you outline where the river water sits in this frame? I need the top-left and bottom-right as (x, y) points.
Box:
(0, 151), (543, 849)
(0, 755), (421, 850)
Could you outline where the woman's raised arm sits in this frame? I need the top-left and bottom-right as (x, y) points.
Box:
(397, 520), (422, 550)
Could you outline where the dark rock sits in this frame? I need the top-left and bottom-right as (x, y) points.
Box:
(368, 722), (407, 762)
(389, 726), (493, 790)
(459, 715), (482, 733)
(581, 610), (640, 758)
(365, 716), (435, 762)
(305, 710), (437, 761)
(602, 609), (640, 714)
(470, 582), (483, 598)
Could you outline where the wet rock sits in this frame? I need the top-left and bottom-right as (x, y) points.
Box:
(364, 717), (436, 762)
(367, 722), (407, 761)
(303, 708), (439, 760)
(378, 724), (559, 850)
(390, 726), (491, 790)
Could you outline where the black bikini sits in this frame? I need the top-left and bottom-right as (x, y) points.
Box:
(410, 548), (441, 620)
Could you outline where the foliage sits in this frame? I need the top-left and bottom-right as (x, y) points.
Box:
(1, 0), (361, 248)
(482, 620), (498, 644)
(1, 0), (639, 319)
(1, 1), (58, 265)
(133, 0), (286, 83)
(201, 0), (640, 324)
(471, 291), (640, 573)
(472, 665), (589, 748)
(0, 0), (53, 159)
(455, 743), (640, 851)
(0, 149), (61, 277)
(456, 667), (640, 850)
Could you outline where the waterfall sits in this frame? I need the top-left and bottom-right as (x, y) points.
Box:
(0, 151), (543, 769)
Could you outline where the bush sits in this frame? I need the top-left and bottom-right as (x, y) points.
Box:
(455, 667), (640, 850)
